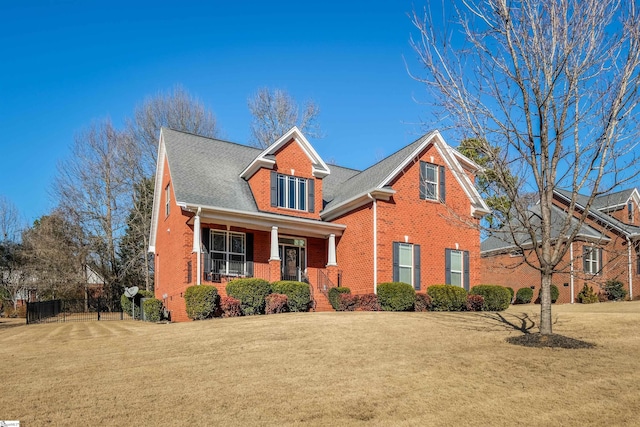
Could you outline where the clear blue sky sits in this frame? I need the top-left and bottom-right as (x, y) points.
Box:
(0, 0), (444, 224)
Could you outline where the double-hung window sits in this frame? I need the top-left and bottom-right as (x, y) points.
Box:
(270, 172), (315, 212)
(211, 230), (246, 275)
(277, 174), (307, 211)
(392, 242), (421, 289)
(445, 248), (470, 290)
(583, 246), (601, 275)
(419, 161), (445, 202)
(629, 202), (634, 223)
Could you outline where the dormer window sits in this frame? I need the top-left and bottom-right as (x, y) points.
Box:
(629, 201), (634, 223)
(270, 171), (315, 213)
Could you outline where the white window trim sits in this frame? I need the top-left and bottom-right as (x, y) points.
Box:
(449, 249), (463, 287)
(277, 174), (308, 211)
(584, 247), (600, 275)
(165, 184), (170, 217)
(423, 162), (439, 201)
(398, 242), (414, 286)
(210, 230), (246, 275)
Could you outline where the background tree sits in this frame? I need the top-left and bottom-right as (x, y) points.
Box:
(21, 212), (88, 300)
(0, 195), (22, 243)
(410, 0), (640, 335)
(123, 86), (221, 291)
(53, 119), (129, 302)
(457, 138), (514, 228)
(248, 87), (322, 148)
(0, 197), (24, 312)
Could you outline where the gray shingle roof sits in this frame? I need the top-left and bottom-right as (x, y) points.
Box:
(481, 204), (606, 253)
(322, 133), (434, 210)
(163, 128), (262, 212)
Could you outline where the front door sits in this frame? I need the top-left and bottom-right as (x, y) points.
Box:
(280, 246), (300, 281)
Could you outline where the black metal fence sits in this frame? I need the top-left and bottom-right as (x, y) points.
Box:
(27, 298), (125, 324)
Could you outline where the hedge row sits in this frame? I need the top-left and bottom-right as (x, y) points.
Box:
(181, 279), (314, 320)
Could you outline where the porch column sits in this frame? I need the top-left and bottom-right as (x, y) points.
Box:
(269, 226), (280, 261)
(327, 234), (337, 267)
(269, 226), (281, 282)
(192, 208), (201, 284)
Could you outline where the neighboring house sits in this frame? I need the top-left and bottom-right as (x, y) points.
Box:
(481, 188), (640, 303)
(149, 127), (490, 321)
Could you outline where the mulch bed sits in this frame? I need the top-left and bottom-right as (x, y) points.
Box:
(506, 333), (596, 349)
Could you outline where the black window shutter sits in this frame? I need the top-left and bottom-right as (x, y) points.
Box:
(202, 228), (210, 253)
(439, 165), (446, 203)
(445, 248), (451, 285)
(246, 233), (254, 276)
(270, 171), (278, 207)
(308, 179), (315, 213)
(463, 250), (470, 291)
(392, 242), (400, 282)
(414, 244), (421, 290)
(419, 161), (426, 200)
(598, 248), (603, 275)
(583, 247), (588, 272)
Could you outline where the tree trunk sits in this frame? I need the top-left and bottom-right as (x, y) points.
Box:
(539, 273), (553, 335)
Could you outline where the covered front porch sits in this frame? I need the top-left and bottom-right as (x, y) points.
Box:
(187, 205), (345, 308)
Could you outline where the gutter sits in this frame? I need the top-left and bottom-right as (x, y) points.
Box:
(628, 236), (634, 300)
(368, 193), (378, 293)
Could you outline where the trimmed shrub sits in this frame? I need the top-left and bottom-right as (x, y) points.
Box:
(515, 287), (533, 304)
(121, 289), (154, 319)
(357, 293), (381, 311)
(337, 293), (358, 311)
(270, 281), (311, 312)
(466, 294), (484, 312)
(603, 280), (627, 301)
(577, 284), (599, 304)
(142, 298), (163, 322)
(414, 293), (432, 312)
(427, 285), (468, 311)
(328, 287), (351, 310)
(535, 284), (560, 304)
(184, 285), (219, 320)
(506, 287), (515, 303)
(220, 296), (242, 317)
(470, 285), (511, 311)
(377, 282), (416, 311)
(265, 293), (289, 314)
(226, 278), (271, 315)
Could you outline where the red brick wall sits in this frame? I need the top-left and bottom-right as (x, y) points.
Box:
(481, 236), (638, 304)
(333, 142), (482, 295)
(153, 156), (196, 322)
(247, 138), (323, 220)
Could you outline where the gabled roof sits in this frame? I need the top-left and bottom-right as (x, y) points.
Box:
(554, 189), (640, 236)
(321, 131), (490, 220)
(481, 204), (608, 254)
(240, 126), (331, 179)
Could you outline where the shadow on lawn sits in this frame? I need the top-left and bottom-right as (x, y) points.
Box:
(0, 318), (26, 330)
(424, 311), (596, 349)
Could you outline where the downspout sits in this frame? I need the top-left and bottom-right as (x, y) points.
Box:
(193, 207), (202, 285)
(570, 242), (575, 304)
(627, 237), (633, 300)
(368, 193), (377, 293)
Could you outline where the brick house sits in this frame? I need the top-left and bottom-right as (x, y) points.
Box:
(149, 127), (490, 321)
(481, 188), (640, 303)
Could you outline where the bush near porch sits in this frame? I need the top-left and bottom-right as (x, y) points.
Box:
(270, 281), (311, 312)
(226, 278), (271, 315)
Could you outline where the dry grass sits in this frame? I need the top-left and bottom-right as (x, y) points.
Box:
(2, 302), (640, 426)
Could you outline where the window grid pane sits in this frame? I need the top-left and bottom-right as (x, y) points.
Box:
(424, 163), (438, 200)
(276, 174), (308, 212)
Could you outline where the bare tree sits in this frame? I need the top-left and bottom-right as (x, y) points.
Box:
(53, 119), (129, 301)
(410, 0), (640, 334)
(0, 195), (22, 243)
(248, 87), (322, 148)
(124, 86), (220, 291)
(127, 85), (221, 177)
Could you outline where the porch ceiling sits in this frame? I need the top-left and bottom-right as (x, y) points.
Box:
(185, 204), (345, 238)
